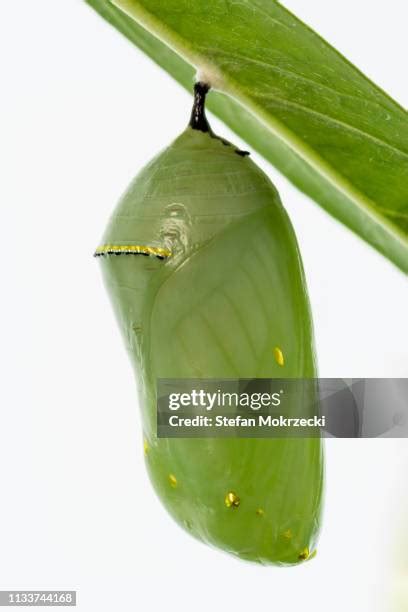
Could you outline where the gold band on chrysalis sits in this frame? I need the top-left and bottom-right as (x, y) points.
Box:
(94, 244), (172, 259)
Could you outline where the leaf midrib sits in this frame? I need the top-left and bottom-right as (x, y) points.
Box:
(249, 93), (408, 159)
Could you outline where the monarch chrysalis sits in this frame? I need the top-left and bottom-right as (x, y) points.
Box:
(95, 83), (324, 565)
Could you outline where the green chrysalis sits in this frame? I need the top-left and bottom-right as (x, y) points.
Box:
(95, 83), (324, 565)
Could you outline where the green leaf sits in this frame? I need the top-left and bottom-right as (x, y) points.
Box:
(85, 0), (408, 272)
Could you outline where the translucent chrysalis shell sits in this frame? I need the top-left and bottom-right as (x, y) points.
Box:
(95, 84), (323, 565)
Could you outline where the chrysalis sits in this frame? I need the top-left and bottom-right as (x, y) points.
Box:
(95, 83), (323, 565)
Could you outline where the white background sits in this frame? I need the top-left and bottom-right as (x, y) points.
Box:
(1, 1), (408, 610)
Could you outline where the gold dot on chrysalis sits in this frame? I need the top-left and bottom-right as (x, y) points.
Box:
(225, 492), (240, 508)
(168, 474), (178, 488)
(283, 529), (293, 540)
(274, 346), (284, 366)
(143, 438), (149, 455)
(298, 548), (310, 561)
(256, 508), (264, 516)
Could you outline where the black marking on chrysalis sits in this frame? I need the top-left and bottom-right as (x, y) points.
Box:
(94, 245), (171, 259)
(94, 251), (167, 260)
(235, 149), (250, 157)
(189, 81), (250, 157)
